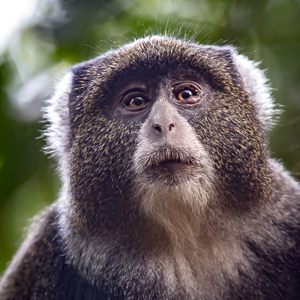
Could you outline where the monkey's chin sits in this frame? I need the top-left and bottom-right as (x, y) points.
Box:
(146, 160), (201, 186)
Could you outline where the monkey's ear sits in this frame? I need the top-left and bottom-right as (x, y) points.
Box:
(68, 56), (106, 126)
(44, 61), (95, 163)
(68, 61), (92, 120)
(221, 46), (277, 130)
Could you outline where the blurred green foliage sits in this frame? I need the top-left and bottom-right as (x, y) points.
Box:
(0, 0), (300, 275)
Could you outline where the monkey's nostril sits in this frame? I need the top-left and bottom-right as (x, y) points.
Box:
(169, 123), (175, 131)
(153, 124), (162, 133)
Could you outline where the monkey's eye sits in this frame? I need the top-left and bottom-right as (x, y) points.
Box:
(177, 89), (194, 101)
(173, 83), (201, 105)
(123, 94), (149, 111)
(129, 97), (146, 108)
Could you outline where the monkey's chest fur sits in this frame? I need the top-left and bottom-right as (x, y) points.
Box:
(62, 207), (245, 299)
(16, 200), (299, 300)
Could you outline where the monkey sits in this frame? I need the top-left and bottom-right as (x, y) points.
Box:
(0, 35), (300, 300)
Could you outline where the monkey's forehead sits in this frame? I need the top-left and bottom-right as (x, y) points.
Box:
(108, 35), (234, 71)
(71, 36), (238, 90)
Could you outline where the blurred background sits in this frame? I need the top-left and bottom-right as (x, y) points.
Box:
(0, 0), (299, 275)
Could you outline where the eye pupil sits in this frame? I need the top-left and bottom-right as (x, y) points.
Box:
(127, 96), (147, 109)
(182, 90), (192, 99)
(131, 97), (144, 106)
(178, 89), (193, 101)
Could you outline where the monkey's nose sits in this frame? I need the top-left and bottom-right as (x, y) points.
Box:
(152, 122), (175, 134)
(147, 101), (178, 141)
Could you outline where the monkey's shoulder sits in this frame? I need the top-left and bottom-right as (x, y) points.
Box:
(240, 165), (300, 298)
(0, 205), (101, 300)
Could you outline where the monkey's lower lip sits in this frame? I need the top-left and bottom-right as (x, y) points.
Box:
(148, 159), (197, 179)
(140, 148), (201, 184)
(144, 159), (199, 185)
(155, 160), (190, 171)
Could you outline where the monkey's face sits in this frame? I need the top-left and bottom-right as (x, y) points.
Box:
(117, 73), (218, 225)
(111, 71), (212, 188)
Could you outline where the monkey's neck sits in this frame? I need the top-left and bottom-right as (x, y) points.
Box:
(137, 197), (249, 298)
(58, 187), (251, 298)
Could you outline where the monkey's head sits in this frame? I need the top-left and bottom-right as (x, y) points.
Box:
(45, 36), (275, 236)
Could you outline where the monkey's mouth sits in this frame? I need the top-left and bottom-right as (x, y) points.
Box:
(142, 148), (201, 184)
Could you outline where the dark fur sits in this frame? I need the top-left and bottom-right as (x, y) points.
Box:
(0, 36), (299, 299)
